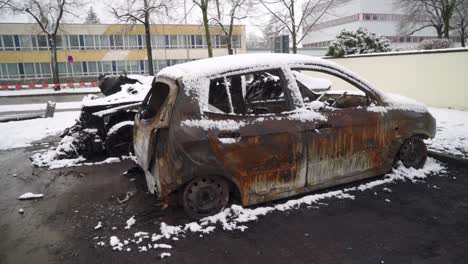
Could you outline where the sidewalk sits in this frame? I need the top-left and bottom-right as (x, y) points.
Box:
(427, 107), (468, 163)
(0, 87), (100, 97)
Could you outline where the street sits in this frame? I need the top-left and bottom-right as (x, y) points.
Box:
(1, 138), (467, 264)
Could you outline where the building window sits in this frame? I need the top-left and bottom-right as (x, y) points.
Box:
(6, 63), (18, 78)
(3, 35), (15, 50)
(100, 35), (110, 49)
(23, 63), (35, 78)
(19, 35), (33, 51)
(113, 35), (124, 49)
(128, 35), (138, 49)
(69, 35), (79, 49)
(137, 35), (144, 49)
(84, 35), (94, 49)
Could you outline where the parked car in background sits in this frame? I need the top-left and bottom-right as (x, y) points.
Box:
(133, 53), (436, 219)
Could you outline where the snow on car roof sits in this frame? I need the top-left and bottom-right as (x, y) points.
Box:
(158, 53), (343, 80)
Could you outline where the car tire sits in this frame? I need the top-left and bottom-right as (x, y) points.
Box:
(182, 176), (230, 219)
(105, 121), (134, 157)
(398, 137), (427, 169)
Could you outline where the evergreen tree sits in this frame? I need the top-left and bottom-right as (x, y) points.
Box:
(85, 7), (100, 24)
(326, 27), (391, 58)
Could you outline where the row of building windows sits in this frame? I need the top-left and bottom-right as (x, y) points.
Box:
(361, 13), (403, 22)
(0, 60), (188, 80)
(304, 35), (462, 47)
(0, 34), (241, 51)
(309, 13), (405, 31)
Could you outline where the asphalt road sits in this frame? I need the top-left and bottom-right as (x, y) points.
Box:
(0, 140), (467, 264)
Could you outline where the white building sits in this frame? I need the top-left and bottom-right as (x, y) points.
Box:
(302, 0), (446, 51)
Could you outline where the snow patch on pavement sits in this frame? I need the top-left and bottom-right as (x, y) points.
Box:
(125, 216), (136, 230)
(0, 111), (80, 150)
(18, 192), (44, 200)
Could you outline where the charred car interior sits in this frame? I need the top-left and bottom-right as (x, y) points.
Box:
(133, 54), (436, 219)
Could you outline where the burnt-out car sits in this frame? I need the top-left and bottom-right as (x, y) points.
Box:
(134, 54), (435, 218)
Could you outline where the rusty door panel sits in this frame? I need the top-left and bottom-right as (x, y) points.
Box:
(306, 108), (394, 186)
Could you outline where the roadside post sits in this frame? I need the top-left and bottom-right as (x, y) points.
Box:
(45, 101), (56, 118)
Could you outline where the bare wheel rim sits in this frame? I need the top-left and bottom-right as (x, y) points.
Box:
(399, 137), (427, 169)
(183, 176), (229, 219)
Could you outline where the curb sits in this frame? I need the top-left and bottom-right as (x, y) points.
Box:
(0, 113), (43, 123)
(1, 82), (97, 90)
(428, 150), (468, 166)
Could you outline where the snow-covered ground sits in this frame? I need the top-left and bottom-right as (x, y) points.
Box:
(428, 107), (468, 158)
(0, 111), (80, 150)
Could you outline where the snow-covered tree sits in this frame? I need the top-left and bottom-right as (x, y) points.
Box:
(417, 38), (453, 50)
(326, 27), (391, 57)
(84, 6), (100, 24)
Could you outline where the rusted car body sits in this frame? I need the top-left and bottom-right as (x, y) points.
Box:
(134, 54), (435, 218)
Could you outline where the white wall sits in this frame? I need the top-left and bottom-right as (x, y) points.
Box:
(328, 50), (468, 110)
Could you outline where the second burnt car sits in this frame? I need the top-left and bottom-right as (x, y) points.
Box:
(31, 75), (154, 167)
(133, 53), (435, 219)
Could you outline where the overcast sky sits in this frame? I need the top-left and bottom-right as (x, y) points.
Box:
(0, 0), (265, 37)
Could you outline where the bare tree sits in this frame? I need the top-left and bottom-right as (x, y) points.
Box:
(454, 0), (468, 46)
(3, 0), (80, 88)
(193, 0), (213, 57)
(396, 0), (463, 39)
(110, 0), (169, 76)
(212, 0), (252, 55)
(261, 14), (287, 49)
(0, 0), (12, 9)
(259, 0), (348, 54)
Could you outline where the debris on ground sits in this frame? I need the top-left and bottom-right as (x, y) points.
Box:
(125, 216), (136, 230)
(94, 221), (103, 230)
(18, 208), (24, 214)
(18, 192), (44, 200)
(117, 191), (135, 204)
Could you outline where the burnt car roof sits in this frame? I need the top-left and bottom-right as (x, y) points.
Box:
(157, 53), (364, 81)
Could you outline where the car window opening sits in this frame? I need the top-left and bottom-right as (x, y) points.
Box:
(140, 81), (170, 119)
(208, 70), (289, 115)
(293, 69), (371, 109)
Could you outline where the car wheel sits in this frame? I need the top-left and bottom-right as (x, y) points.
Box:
(105, 122), (134, 157)
(182, 176), (230, 219)
(398, 137), (427, 169)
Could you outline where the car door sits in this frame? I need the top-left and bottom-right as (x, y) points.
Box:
(204, 68), (308, 203)
(133, 78), (177, 193)
(289, 67), (392, 187)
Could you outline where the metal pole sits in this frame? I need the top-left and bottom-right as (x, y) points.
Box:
(184, 0), (190, 62)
